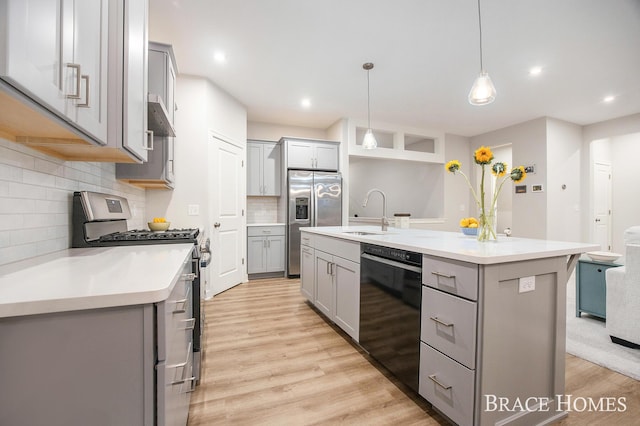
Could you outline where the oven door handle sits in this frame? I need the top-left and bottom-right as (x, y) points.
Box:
(361, 253), (422, 273)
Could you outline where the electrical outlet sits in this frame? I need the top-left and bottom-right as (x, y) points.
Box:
(188, 204), (200, 216)
(519, 276), (535, 293)
(524, 165), (536, 174)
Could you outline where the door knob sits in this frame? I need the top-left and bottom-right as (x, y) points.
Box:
(214, 222), (221, 228)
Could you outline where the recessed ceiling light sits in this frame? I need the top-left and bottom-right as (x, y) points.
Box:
(213, 51), (227, 63)
(529, 66), (542, 76)
(301, 98), (311, 108)
(603, 95), (615, 103)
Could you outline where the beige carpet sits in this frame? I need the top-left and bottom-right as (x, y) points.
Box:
(565, 272), (640, 380)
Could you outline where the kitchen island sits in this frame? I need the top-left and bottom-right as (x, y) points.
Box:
(300, 226), (598, 426)
(0, 244), (195, 426)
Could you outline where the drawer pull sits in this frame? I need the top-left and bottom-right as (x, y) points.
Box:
(428, 374), (452, 390)
(166, 360), (187, 370)
(172, 294), (189, 313)
(432, 271), (455, 279)
(430, 316), (454, 328)
(182, 318), (196, 330)
(171, 376), (195, 386)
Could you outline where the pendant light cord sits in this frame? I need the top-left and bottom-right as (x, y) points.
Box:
(367, 68), (372, 129)
(477, 0), (484, 72)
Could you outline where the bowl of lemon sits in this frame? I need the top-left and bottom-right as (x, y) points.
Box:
(148, 217), (170, 232)
(460, 217), (479, 236)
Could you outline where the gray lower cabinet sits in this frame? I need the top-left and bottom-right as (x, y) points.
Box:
(299, 232), (360, 341)
(247, 225), (285, 275)
(420, 254), (570, 426)
(0, 256), (194, 426)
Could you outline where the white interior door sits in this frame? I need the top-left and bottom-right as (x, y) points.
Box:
(209, 133), (245, 295)
(593, 162), (612, 251)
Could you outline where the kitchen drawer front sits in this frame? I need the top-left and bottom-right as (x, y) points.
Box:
(247, 225), (285, 237)
(419, 343), (475, 426)
(421, 286), (477, 369)
(314, 234), (360, 263)
(301, 232), (314, 248)
(423, 255), (478, 300)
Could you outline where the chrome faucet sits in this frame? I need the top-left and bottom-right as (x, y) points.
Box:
(362, 188), (389, 231)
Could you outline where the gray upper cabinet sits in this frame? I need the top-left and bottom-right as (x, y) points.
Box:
(0, 0), (151, 163)
(247, 140), (281, 196)
(1, 0), (109, 144)
(282, 138), (339, 171)
(107, 0), (150, 162)
(116, 41), (177, 189)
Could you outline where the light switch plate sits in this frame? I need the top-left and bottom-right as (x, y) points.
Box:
(519, 276), (535, 293)
(188, 204), (200, 216)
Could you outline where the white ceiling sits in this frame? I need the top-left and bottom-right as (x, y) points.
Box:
(149, 0), (640, 137)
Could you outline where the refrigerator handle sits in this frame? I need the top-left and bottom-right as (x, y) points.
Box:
(312, 185), (318, 227)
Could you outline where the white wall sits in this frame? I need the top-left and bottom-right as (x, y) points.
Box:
(546, 118), (582, 242)
(146, 75), (247, 234)
(412, 133), (471, 232)
(472, 118), (548, 239)
(247, 122), (327, 142)
(0, 138), (145, 266)
(610, 132), (640, 252)
(349, 158), (443, 219)
(582, 113), (640, 248)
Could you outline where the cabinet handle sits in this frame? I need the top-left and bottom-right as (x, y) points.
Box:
(172, 376), (195, 387)
(65, 63), (82, 99)
(173, 297), (188, 313)
(182, 318), (196, 330)
(430, 316), (454, 328)
(326, 261), (331, 275)
(428, 374), (452, 390)
(267, 239), (271, 248)
(144, 130), (154, 150)
(76, 75), (90, 107)
(431, 271), (455, 279)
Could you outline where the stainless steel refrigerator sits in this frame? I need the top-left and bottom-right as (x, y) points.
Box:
(287, 170), (342, 277)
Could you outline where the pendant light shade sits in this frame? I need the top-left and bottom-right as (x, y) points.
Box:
(469, 71), (496, 105)
(362, 62), (377, 149)
(362, 129), (377, 149)
(469, 0), (496, 106)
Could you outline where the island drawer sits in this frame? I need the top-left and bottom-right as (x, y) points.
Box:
(421, 286), (477, 369)
(419, 342), (475, 426)
(301, 232), (314, 247)
(314, 234), (360, 263)
(422, 255), (478, 300)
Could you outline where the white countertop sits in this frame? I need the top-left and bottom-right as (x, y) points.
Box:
(247, 223), (285, 227)
(0, 244), (194, 318)
(301, 226), (599, 265)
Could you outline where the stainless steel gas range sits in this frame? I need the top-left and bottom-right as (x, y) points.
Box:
(71, 191), (209, 385)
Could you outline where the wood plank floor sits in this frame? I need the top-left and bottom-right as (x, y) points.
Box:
(188, 278), (640, 425)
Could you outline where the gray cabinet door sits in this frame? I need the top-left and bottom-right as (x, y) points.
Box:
(247, 236), (266, 273)
(262, 143), (281, 195)
(247, 142), (263, 195)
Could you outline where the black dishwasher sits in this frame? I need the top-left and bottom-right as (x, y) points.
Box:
(359, 243), (423, 392)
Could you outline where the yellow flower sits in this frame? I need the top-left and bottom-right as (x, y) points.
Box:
(492, 162), (507, 177)
(445, 160), (461, 173)
(510, 166), (527, 183)
(474, 146), (494, 165)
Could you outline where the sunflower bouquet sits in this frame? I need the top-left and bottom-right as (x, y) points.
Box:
(445, 146), (526, 241)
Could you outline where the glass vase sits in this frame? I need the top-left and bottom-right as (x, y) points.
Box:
(477, 210), (497, 242)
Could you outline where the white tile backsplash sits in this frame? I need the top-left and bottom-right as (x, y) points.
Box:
(0, 138), (146, 266)
(246, 196), (280, 223)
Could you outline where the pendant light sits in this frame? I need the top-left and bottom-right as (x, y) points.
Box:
(362, 62), (377, 149)
(468, 0), (496, 105)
